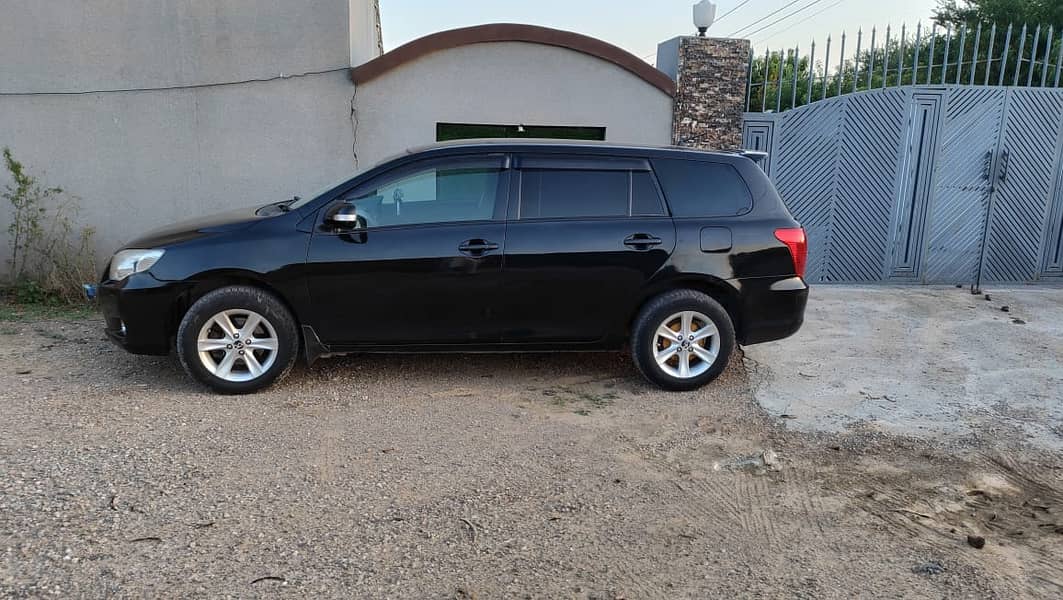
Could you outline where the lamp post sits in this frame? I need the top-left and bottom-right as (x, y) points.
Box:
(693, 0), (716, 37)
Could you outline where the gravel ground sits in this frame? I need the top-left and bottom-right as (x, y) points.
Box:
(1, 316), (1062, 598)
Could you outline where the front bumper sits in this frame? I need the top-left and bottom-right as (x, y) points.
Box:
(99, 273), (186, 356)
(736, 276), (809, 345)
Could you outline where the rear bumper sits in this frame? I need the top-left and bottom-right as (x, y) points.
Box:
(736, 276), (808, 345)
(98, 274), (185, 356)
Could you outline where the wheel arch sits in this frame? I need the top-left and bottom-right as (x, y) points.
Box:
(628, 276), (744, 342)
(171, 270), (304, 345)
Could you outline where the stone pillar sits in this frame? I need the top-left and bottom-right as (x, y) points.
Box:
(658, 36), (751, 151)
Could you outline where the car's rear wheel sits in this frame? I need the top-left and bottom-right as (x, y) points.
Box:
(176, 285), (299, 394)
(631, 289), (735, 391)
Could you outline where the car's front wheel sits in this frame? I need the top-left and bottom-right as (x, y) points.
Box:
(631, 289), (735, 391)
(176, 285), (299, 394)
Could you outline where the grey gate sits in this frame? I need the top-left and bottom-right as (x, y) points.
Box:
(743, 85), (1063, 285)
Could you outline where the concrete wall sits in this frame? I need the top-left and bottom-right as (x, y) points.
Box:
(354, 41), (675, 168)
(0, 72), (359, 257)
(0, 1), (359, 93)
(0, 1), (375, 264)
(350, 0), (384, 67)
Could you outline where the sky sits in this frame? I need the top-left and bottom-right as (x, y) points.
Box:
(380, 0), (942, 61)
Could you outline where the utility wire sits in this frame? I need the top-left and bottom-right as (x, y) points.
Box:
(728, 0), (807, 37)
(716, 0), (753, 24)
(752, 0), (845, 46)
(639, 0), (776, 62)
(739, 0), (832, 40)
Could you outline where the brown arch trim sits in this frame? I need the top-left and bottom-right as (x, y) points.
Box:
(350, 23), (676, 97)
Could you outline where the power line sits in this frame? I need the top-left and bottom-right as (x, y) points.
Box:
(637, 1), (755, 63)
(740, 0), (832, 40)
(728, 0), (806, 37)
(752, 0), (846, 47)
(716, 0), (753, 24)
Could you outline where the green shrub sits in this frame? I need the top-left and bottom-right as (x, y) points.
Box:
(2, 147), (97, 305)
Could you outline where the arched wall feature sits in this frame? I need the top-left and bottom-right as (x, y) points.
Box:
(352, 39), (675, 168)
(350, 24), (677, 97)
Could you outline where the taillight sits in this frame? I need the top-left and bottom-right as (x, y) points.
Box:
(774, 227), (807, 278)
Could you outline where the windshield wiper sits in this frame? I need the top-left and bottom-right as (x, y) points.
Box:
(276, 196), (299, 213)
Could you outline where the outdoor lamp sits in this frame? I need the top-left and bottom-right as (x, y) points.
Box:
(693, 0), (716, 37)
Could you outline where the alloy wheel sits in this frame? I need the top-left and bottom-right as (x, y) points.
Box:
(196, 309), (279, 382)
(652, 310), (721, 379)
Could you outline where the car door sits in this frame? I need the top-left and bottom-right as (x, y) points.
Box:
(305, 154), (510, 346)
(499, 154), (676, 343)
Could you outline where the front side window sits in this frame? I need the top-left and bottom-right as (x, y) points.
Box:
(343, 159), (503, 228)
(519, 168), (667, 220)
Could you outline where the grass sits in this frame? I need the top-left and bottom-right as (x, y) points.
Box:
(0, 301), (97, 322)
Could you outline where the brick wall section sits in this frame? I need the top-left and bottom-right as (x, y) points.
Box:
(671, 37), (751, 151)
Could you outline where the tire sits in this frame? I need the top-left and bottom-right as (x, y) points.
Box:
(176, 285), (299, 394)
(630, 289), (736, 391)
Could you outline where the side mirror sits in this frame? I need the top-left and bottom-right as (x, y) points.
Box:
(326, 203), (364, 229)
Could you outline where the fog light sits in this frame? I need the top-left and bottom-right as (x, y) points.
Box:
(120, 321), (127, 336)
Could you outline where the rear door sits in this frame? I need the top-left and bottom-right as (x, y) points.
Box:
(498, 154), (676, 343)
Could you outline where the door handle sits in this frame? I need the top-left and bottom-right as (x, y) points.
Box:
(997, 148), (1010, 184)
(624, 234), (663, 250)
(458, 239), (500, 256)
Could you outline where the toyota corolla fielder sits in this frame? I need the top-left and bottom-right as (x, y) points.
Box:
(100, 140), (808, 394)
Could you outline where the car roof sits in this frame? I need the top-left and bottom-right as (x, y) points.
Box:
(402, 138), (748, 161)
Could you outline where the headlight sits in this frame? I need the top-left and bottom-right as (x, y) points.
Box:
(109, 249), (165, 281)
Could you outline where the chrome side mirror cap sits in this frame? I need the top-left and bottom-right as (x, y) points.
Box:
(326, 203), (362, 228)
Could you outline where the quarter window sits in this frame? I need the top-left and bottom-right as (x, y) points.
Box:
(343, 159), (503, 228)
(519, 169), (665, 219)
(651, 159), (753, 217)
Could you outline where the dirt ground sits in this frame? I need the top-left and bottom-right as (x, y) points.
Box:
(1, 299), (1062, 598)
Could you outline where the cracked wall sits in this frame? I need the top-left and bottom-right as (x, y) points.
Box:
(0, 72), (360, 260)
(0, 1), (373, 263)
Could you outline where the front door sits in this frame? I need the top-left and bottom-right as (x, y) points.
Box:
(305, 155), (510, 346)
(499, 155), (676, 343)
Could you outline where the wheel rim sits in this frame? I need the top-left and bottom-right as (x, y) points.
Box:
(196, 309), (279, 383)
(652, 310), (721, 379)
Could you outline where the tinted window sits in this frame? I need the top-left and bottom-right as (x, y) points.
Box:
(437, 122), (606, 142)
(632, 171), (666, 216)
(520, 169), (629, 219)
(344, 160), (502, 227)
(651, 159), (752, 217)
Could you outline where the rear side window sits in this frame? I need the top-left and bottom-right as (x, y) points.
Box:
(651, 159), (752, 217)
(632, 172), (666, 216)
(519, 169), (667, 219)
(520, 170), (628, 219)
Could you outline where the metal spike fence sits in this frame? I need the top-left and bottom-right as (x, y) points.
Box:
(747, 21), (1063, 112)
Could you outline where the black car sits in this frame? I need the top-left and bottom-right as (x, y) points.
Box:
(99, 140), (807, 394)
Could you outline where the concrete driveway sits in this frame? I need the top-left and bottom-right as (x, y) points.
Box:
(745, 285), (1063, 449)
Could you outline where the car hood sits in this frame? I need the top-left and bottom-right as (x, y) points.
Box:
(122, 205), (267, 249)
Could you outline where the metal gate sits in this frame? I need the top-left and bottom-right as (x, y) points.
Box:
(743, 85), (1063, 284)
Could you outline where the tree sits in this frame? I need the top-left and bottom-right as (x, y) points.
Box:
(934, 0), (1063, 29)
